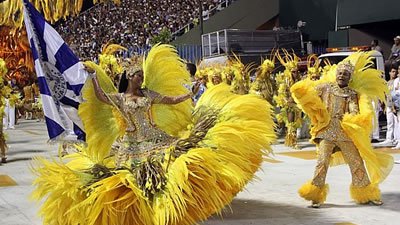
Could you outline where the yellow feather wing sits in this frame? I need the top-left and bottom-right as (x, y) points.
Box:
(341, 93), (393, 184)
(79, 61), (126, 163)
(346, 51), (388, 103)
(143, 44), (192, 137)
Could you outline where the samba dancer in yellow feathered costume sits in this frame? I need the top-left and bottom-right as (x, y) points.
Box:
(31, 44), (276, 225)
(229, 54), (252, 95)
(274, 49), (303, 148)
(291, 52), (393, 208)
(250, 55), (276, 104)
(0, 58), (11, 163)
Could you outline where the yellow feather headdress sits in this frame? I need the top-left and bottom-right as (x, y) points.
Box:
(98, 43), (127, 76)
(258, 51), (276, 79)
(121, 55), (144, 77)
(306, 54), (321, 79)
(275, 49), (299, 71)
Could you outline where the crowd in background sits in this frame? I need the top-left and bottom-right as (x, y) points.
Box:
(56, 0), (231, 60)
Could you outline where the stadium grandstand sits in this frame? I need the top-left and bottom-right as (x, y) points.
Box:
(55, 0), (236, 60)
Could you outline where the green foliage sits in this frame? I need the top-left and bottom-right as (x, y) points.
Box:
(150, 28), (172, 45)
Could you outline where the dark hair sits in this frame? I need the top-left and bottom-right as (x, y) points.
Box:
(118, 71), (128, 93)
(186, 63), (197, 77)
(373, 39), (379, 45)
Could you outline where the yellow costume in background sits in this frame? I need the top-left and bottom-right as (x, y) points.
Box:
(31, 44), (276, 225)
(292, 52), (393, 206)
(99, 43), (126, 85)
(274, 50), (302, 148)
(306, 54), (321, 81)
(229, 55), (252, 95)
(250, 57), (276, 104)
(0, 58), (9, 162)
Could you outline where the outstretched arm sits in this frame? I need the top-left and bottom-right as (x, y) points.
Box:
(157, 93), (192, 105)
(147, 90), (192, 105)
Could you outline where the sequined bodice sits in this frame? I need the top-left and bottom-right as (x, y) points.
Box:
(123, 95), (154, 142)
(108, 92), (173, 146)
(316, 83), (359, 141)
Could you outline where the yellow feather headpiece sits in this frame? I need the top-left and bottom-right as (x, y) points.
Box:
(306, 54), (321, 79)
(101, 43), (127, 55)
(260, 57), (275, 73)
(257, 51), (276, 79)
(122, 55), (144, 77)
(275, 49), (299, 70)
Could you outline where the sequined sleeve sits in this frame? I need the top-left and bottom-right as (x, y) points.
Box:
(143, 89), (163, 104)
(348, 92), (359, 114)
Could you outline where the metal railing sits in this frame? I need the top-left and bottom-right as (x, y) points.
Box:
(201, 29), (303, 58)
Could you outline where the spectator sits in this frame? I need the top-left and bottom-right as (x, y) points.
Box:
(389, 36), (400, 61)
(370, 39), (383, 54)
(385, 36), (400, 78)
(379, 66), (399, 148)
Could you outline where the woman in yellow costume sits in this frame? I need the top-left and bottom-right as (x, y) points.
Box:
(249, 55), (276, 104)
(291, 52), (393, 208)
(229, 55), (253, 95)
(0, 58), (10, 164)
(274, 49), (303, 148)
(31, 44), (276, 225)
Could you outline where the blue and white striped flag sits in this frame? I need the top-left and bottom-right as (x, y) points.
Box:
(23, 0), (87, 142)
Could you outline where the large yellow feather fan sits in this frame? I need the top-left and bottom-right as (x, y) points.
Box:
(143, 44), (193, 137)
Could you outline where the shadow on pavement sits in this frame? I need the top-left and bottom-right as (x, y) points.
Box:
(4, 157), (33, 163)
(322, 203), (368, 209)
(7, 150), (46, 156)
(381, 192), (400, 212)
(6, 140), (31, 144)
(203, 199), (327, 224)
